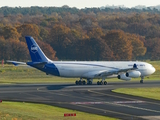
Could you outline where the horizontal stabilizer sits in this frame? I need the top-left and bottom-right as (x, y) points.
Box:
(7, 60), (26, 66)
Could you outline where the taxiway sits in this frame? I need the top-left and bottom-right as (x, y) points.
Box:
(0, 81), (160, 120)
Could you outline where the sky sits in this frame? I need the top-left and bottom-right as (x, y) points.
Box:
(0, 0), (160, 8)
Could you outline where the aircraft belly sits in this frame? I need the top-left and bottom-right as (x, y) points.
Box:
(58, 68), (88, 77)
(59, 69), (75, 77)
(57, 65), (103, 78)
(139, 69), (150, 76)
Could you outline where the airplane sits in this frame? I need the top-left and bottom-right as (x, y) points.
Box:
(9, 36), (156, 85)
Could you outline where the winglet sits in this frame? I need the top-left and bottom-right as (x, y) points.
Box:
(133, 64), (138, 69)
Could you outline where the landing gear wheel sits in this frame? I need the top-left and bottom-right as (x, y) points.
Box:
(104, 81), (107, 85)
(87, 81), (92, 85)
(79, 80), (82, 85)
(97, 81), (107, 85)
(89, 81), (92, 85)
(97, 81), (100, 85)
(75, 80), (79, 85)
(100, 81), (103, 85)
(140, 80), (143, 84)
(82, 80), (86, 85)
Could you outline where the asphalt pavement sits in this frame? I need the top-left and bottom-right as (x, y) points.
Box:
(0, 81), (160, 120)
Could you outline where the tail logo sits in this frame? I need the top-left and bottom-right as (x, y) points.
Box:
(31, 44), (38, 53)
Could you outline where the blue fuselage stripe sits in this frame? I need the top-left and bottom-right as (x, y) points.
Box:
(54, 63), (119, 70)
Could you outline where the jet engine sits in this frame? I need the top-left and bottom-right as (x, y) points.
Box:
(126, 71), (141, 78)
(118, 73), (131, 81)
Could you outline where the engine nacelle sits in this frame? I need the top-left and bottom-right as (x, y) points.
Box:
(118, 73), (131, 81)
(126, 71), (141, 78)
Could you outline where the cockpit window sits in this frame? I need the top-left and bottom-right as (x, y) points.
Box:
(140, 64), (145, 66)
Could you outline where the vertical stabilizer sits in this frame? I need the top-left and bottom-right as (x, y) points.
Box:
(25, 36), (49, 62)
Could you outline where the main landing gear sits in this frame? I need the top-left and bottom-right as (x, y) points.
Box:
(75, 79), (86, 85)
(87, 79), (93, 85)
(140, 76), (144, 84)
(75, 78), (107, 85)
(75, 79), (93, 85)
(97, 78), (107, 85)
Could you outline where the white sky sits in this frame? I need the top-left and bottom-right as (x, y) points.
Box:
(0, 0), (160, 8)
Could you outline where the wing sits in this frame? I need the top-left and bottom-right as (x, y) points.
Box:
(7, 60), (27, 66)
(95, 64), (138, 77)
(27, 62), (47, 68)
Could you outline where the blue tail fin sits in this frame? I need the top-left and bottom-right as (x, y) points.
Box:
(25, 36), (49, 62)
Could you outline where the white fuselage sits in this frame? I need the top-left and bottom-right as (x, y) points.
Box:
(49, 61), (155, 79)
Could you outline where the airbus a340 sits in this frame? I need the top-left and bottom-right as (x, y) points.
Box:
(9, 36), (156, 85)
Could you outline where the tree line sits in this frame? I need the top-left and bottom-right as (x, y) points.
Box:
(0, 6), (160, 61)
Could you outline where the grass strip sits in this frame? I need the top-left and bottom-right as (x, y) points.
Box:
(0, 101), (117, 120)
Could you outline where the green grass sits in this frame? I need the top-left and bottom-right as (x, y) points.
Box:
(112, 87), (160, 101)
(0, 101), (116, 120)
(0, 60), (159, 84)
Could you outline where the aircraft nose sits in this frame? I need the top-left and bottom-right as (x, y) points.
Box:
(150, 66), (156, 74)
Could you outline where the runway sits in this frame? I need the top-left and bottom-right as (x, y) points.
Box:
(0, 81), (160, 120)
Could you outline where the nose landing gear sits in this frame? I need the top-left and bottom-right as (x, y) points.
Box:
(140, 76), (144, 83)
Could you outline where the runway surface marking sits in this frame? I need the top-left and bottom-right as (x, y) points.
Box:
(88, 90), (160, 106)
(37, 87), (48, 91)
(37, 87), (110, 102)
(140, 116), (160, 120)
(37, 87), (160, 119)
(71, 102), (105, 105)
(71, 100), (160, 113)
(37, 86), (146, 103)
(74, 104), (139, 118)
(66, 85), (114, 88)
(114, 101), (145, 104)
(37, 86), (160, 114)
(87, 90), (160, 113)
(71, 101), (145, 104)
(113, 102), (160, 113)
(37, 89), (138, 118)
